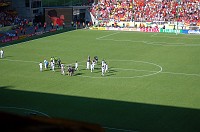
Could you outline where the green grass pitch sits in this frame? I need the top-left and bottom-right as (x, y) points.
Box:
(1, 29), (200, 132)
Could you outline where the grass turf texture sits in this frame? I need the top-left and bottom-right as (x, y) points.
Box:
(0, 30), (200, 132)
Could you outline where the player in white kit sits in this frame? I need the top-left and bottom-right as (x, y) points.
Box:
(51, 61), (55, 71)
(90, 60), (95, 72)
(101, 65), (105, 76)
(86, 60), (90, 69)
(0, 49), (4, 58)
(75, 61), (78, 71)
(105, 62), (108, 73)
(39, 62), (43, 72)
(61, 64), (65, 75)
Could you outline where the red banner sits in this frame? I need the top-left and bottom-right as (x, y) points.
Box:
(140, 27), (159, 32)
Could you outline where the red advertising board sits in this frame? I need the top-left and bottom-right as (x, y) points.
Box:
(140, 27), (159, 32)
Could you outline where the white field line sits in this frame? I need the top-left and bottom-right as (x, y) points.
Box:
(0, 106), (50, 117)
(96, 32), (120, 39)
(160, 71), (200, 77)
(95, 32), (200, 46)
(1, 58), (200, 77)
(111, 67), (158, 72)
(97, 38), (200, 46)
(151, 33), (200, 40)
(1, 58), (39, 63)
(78, 60), (200, 77)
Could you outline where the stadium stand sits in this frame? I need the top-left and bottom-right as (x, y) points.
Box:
(91, 0), (200, 26)
(0, 0), (15, 27)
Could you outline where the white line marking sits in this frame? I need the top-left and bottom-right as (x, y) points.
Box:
(96, 32), (120, 39)
(0, 106), (50, 117)
(97, 38), (200, 46)
(161, 71), (200, 77)
(77, 59), (162, 79)
(95, 31), (200, 46)
(111, 67), (158, 72)
(1, 58), (38, 63)
(151, 33), (200, 40)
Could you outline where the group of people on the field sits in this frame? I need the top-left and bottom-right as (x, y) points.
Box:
(39, 55), (109, 77)
(86, 55), (109, 76)
(39, 57), (76, 76)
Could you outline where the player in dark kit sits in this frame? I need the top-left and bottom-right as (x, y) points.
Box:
(94, 56), (98, 63)
(57, 58), (61, 68)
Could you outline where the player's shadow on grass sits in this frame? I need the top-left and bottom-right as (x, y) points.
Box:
(79, 68), (91, 71)
(104, 73), (116, 77)
(4, 56), (13, 58)
(107, 69), (118, 73)
(73, 73), (83, 76)
(1, 86), (200, 132)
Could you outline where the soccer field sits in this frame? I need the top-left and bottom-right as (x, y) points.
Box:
(1, 29), (200, 132)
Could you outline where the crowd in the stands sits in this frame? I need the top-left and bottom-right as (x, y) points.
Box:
(91, 0), (200, 24)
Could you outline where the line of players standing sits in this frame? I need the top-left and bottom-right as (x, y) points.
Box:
(39, 56), (108, 76)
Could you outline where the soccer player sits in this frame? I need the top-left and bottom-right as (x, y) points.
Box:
(88, 55), (90, 62)
(105, 62), (108, 73)
(44, 60), (48, 69)
(57, 58), (61, 68)
(86, 60), (90, 69)
(61, 64), (65, 75)
(0, 49), (4, 58)
(50, 61), (55, 72)
(90, 60), (95, 72)
(101, 65), (105, 76)
(75, 61), (78, 71)
(39, 62), (43, 72)
(68, 65), (73, 76)
(94, 56), (98, 63)
(101, 59), (105, 67)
